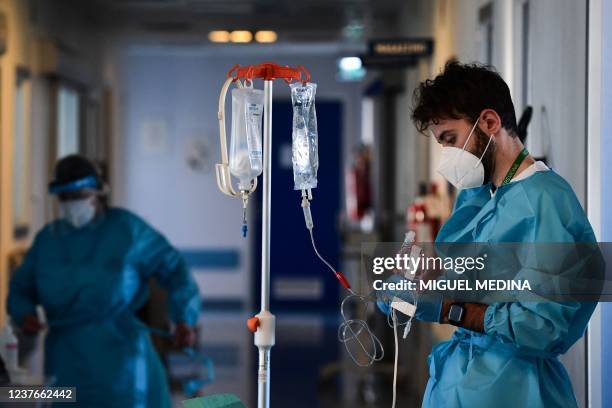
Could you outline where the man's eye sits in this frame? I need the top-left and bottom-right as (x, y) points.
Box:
(441, 135), (456, 145)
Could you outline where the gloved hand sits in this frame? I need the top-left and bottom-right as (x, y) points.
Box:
(174, 322), (197, 347)
(22, 314), (45, 335)
(375, 274), (443, 323)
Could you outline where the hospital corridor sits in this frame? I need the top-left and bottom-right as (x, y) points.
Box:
(0, 0), (611, 407)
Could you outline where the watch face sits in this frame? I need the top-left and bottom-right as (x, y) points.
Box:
(449, 304), (464, 324)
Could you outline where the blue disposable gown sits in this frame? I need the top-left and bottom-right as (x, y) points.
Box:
(7, 208), (201, 407)
(424, 170), (597, 408)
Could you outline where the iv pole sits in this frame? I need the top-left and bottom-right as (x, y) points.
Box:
(216, 62), (311, 408)
(257, 77), (273, 408)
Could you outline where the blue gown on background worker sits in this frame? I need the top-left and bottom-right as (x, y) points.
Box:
(7, 208), (201, 407)
(422, 169), (598, 408)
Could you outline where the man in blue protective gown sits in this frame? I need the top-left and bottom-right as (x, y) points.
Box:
(7, 155), (201, 407)
(378, 62), (597, 407)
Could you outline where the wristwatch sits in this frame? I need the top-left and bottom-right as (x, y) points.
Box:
(447, 303), (465, 326)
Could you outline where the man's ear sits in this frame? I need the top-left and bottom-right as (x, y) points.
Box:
(479, 109), (502, 136)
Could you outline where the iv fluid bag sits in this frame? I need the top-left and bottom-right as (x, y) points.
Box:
(230, 87), (264, 190)
(291, 82), (318, 190)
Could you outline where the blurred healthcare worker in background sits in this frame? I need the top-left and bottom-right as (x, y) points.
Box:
(7, 155), (201, 407)
(378, 61), (598, 408)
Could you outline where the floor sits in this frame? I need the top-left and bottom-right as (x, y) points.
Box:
(169, 310), (424, 407)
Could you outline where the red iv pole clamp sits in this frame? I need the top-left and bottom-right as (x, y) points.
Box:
(216, 62), (390, 408)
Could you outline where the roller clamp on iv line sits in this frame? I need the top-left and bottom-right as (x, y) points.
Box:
(215, 62), (416, 408)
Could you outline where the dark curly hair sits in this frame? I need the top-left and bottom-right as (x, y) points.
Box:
(412, 61), (518, 136)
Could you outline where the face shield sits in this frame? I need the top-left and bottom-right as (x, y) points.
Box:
(48, 174), (99, 195)
(47, 175), (104, 229)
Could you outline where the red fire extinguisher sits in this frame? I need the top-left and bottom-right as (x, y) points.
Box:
(346, 146), (372, 221)
(407, 183), (434, 242)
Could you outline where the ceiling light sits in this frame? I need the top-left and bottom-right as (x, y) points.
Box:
(208, 30), (230, 43)
(230, 31), (253, 43)
(255, 31), (278, 43)
(337, 57), (366, 81)
(339, 57), (363, 72)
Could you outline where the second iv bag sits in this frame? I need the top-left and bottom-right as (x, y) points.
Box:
(229, 86), (264, 190)
(291, 82), (318, 190)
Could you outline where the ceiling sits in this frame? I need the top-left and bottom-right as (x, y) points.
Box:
(63, 0), (407, 43)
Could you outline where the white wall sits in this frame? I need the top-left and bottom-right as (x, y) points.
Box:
(526, 0), (587, 203)
(114, 45), (362, 301)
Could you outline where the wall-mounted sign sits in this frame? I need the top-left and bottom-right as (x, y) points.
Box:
(370, 38), (433, 57)
(362, 38), (434, 68)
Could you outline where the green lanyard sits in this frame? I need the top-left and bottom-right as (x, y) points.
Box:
(501, 148), (529, 185)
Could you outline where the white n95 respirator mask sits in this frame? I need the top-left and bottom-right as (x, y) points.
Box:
(436, 120), (493, 190)
(59, 198), (96, 228)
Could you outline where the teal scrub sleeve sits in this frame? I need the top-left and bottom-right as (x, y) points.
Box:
(483, 216), (591, 351)
(135, 222), (201, 326)
(7, 236), (41, 326)
(484, 301), (581, 351)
